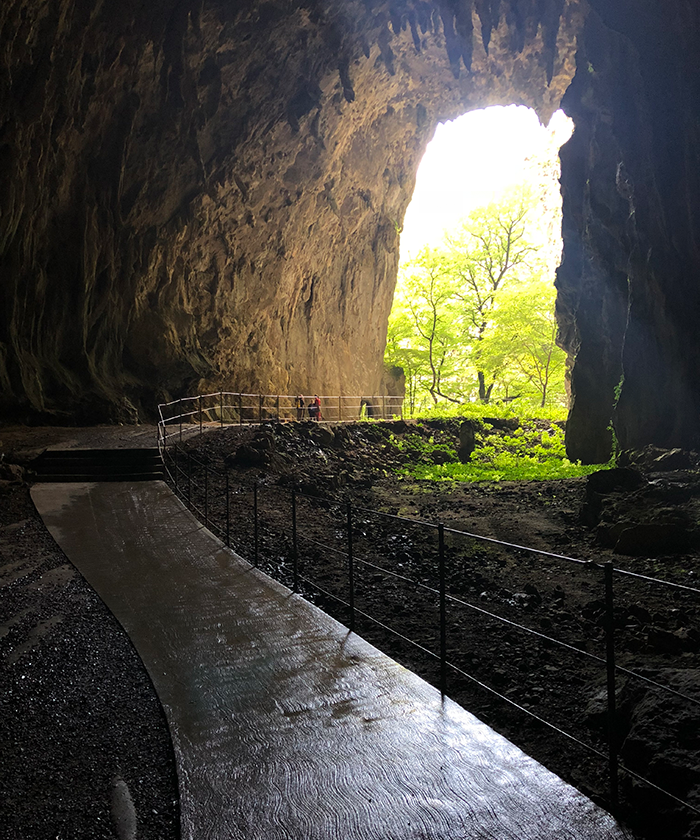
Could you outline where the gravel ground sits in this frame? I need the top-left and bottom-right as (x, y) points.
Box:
(0, 427), (179, 840)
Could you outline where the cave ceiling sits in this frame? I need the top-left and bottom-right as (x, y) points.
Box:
(1, 0), (699, 462)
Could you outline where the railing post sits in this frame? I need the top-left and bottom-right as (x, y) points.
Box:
(276, 394), (280, 421)
(338, 395), (342, 423)
(382, 394), (387, 419)
(226, 473), (230, 548)
(238, 392), (243, 425)
(220, 391), (224, 428)
(604, 561), (619, 811)
(347, 502), (355, 632)
(179, 400), (183, 443)
(253, 482), (259, 566)
(187, 453), (192, 505)
(174, 446), (178, 493)
(258, 394), (263, 424)
(204, 465), (209, 528)
(199, 395), (203, 436)
(291, 490), (298, 593)
(438, 523), (447, 699)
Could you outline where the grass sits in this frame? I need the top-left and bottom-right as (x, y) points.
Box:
(397, 420), (607, 483)
(404, 399), (570, 424)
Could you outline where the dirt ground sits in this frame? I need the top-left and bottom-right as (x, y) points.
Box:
(0, 425), (179, 840)
(3, 419), (700, 839)
(173, 418), (700, 840)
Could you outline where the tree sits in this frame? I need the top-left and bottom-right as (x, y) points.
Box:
(384, 305), (424, 415)
(387, 248), (464, 406)
(479, 279), (568, 407)
(385, 187), (568, 412)
(445, 188), (537, 402)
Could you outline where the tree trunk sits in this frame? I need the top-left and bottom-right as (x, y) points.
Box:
(478, 370), (493, 403)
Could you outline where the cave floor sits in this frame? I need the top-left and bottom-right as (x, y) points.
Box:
(1, 423), (160, 452)
(30, 479), (632, 840)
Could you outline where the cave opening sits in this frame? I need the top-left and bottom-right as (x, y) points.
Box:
(4, 2), (700, 835)
(1, 0), (698, 462)
(386, 105), (574, 415)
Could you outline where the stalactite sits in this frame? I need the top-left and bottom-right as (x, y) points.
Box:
(474, 0), (495, 53)
(454, 0), (475, 72)
(540, 0), (566, 83)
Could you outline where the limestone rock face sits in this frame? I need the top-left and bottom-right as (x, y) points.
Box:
(557, 0), (700, 462)
(0, 0), (579, 421)
(3, 0), (700, 459)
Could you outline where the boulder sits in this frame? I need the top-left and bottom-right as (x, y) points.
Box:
(309, 426), (335, 447)
(228, 445), (269, 468)
(618, 446), (668, 468)
(483, 417), (520, 432)
(430, 449), (452, 465)
(587, 467), (646, 494)
(385, 420), (411, 435)
(0, 462), (25, 483)
(651, 449), (694, 472)
(613, 522), (691, 556)
(251, 431), (275, 451)
(458, 421), (476, 463)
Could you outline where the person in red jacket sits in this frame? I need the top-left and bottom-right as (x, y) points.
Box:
(309, 395), (322, 421)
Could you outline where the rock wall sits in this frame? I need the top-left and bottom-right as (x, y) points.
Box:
(3, 0), (699, 455)
(557, 0), (700, 462)
(0, 0), (579, 422)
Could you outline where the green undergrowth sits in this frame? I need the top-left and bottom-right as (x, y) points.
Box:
(397, 421), (606, 483)
(404, 400), (570, 424)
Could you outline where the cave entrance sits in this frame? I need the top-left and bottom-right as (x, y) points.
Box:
(385, 105), (573, 416)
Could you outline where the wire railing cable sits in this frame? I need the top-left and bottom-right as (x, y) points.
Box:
(160, 424), (700, 821)
(273, 527), (700, 709)
(445, 659), (609, 762)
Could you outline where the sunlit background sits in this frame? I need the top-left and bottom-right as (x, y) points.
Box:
(388, 105), (575, 414)
(400, 105), (574, 263)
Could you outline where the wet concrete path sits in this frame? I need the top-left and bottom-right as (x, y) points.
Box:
(31, 481), (631, 840)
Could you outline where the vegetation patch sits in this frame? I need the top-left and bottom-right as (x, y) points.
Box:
(386, 188), (569, 414)
(398, 421), (604, 482)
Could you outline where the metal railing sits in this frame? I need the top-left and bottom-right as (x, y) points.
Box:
(157, 391), (404, 451)
(162, 442), (700, 832)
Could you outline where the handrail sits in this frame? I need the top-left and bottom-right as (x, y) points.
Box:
(157, 389), (405, 454)
(160, 438), (700, 826)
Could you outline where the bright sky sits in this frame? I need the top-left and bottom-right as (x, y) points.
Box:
(399, 105), (574, 261)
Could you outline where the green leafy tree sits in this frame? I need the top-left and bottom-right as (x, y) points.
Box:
(385, 187), (568, 412)
(384, 306), (424, 415)
(444, 189), (537, 402)
(479, 279), (567, 407)
(387, 248), (464, 406)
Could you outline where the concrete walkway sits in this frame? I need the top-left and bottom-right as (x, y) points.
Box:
(32, 481), (632, 840)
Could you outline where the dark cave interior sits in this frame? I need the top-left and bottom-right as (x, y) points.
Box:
(4, 5), (700, 836)
(1, 0), (700, 464)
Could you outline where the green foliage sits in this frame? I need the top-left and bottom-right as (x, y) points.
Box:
(405, 457), (597, 482)
(397, 422), (603, 483)
(386, 247), (465, 410)
(408, 400), (569, 424)
(391, 432), (457, 462)
(386, 185), (569, 411)
(479, 279), (568, 408)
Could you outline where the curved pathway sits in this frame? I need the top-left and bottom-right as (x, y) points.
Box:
(32, 480), (632, 840)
